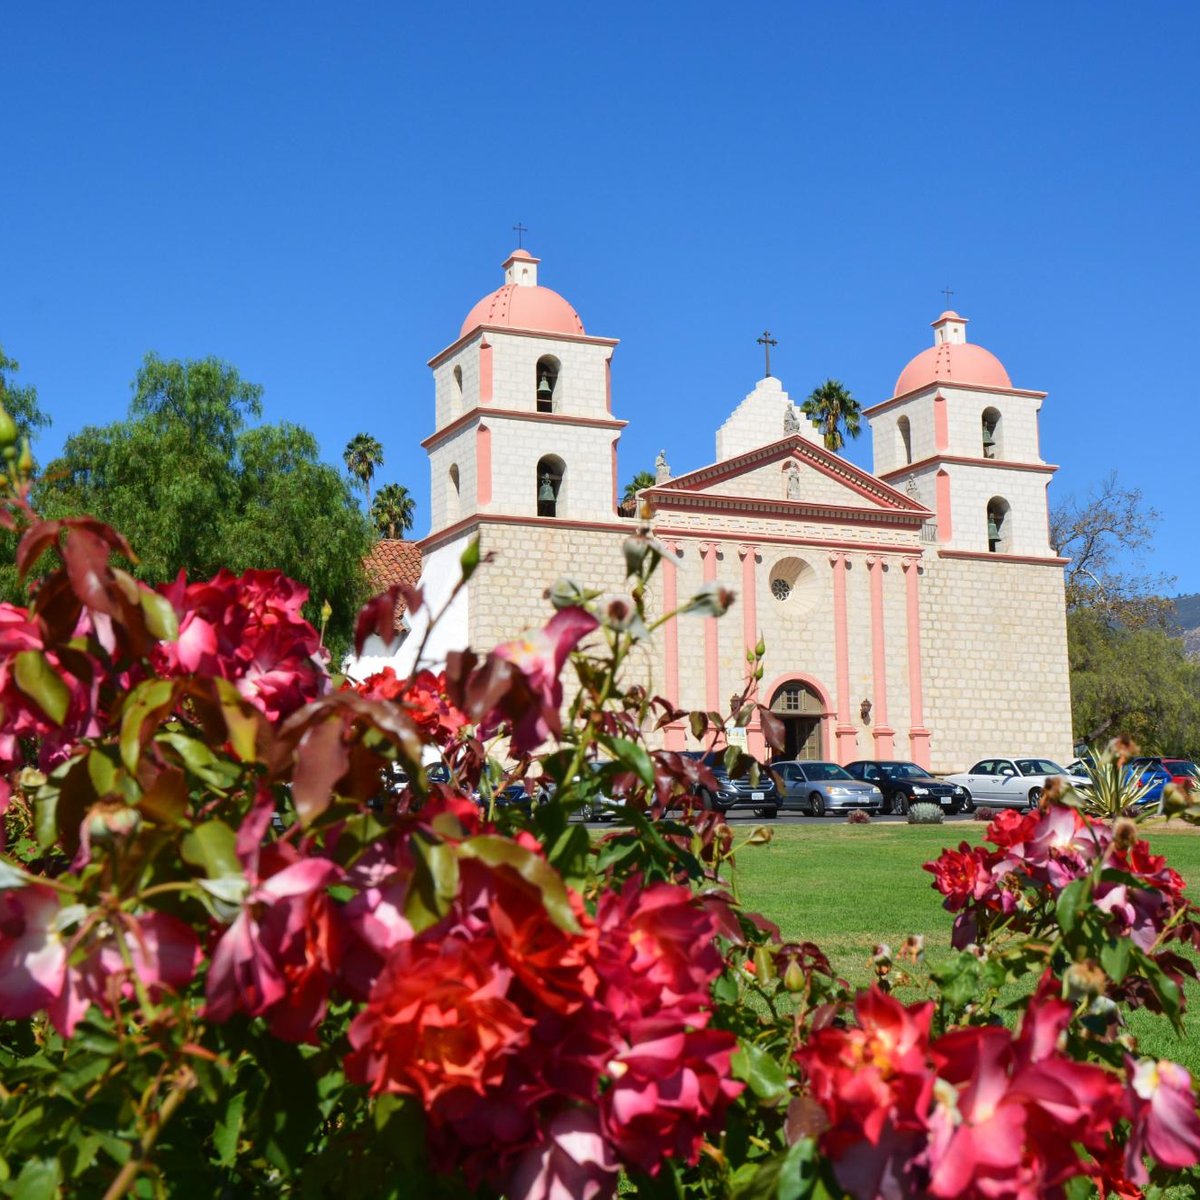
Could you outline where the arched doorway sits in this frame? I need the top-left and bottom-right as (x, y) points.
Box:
(769, 679), (826, 760)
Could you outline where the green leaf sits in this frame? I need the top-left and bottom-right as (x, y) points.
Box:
(460, 535), (482, 582)
(158, 730), (240, 788)
(213, 1090), (246, 1167)
(404, 835), (461, 933)
(1055, 878), (1089, 935)
(181, 820), (242, 882)
(731, 1040), (790, 1105)
(459, 835), (581, 933)
(13, 651), (69, 725)
(600, 735), (655, 786)
(119, 678), (179, 772)
(86, 750), (119, 798)
(730, 1137), (817, 1199)
(139, 587), (179, 642)
(931, 952), (981, 1009)
(11, 1158), (61, 1200)
(1100, 937), (1133, 984)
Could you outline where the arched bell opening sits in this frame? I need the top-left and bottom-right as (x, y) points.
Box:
(448, 463), (461, 523)
(987, 495), (1012, 553)
(981, 407), (1002, 460)
(536, 355), (561, 414)
(537, 454), (566, 517)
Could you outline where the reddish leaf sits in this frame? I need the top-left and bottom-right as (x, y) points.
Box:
(757, 705), (786, 753)
(292, 716), (349, 825)
(16, 519), (62, 581)
(353, 586), (403, 656)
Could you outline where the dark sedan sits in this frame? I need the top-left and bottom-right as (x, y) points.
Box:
(845, 760), (970, 815)
(679, 751), (780, 817)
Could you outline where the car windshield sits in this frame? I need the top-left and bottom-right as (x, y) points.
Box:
(803, 763), (854, 781)
(1017, 759), (1066, 776)
(1163, 760), (1199, 778)
(880, 762), (932, 780)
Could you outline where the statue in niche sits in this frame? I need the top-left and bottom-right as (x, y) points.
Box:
(783, 406), (800, 434)
(655, 449), (670, 483)
(786, 462), (801, 500)
(906, 475), (920, 500)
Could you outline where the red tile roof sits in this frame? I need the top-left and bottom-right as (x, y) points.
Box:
(363, 539), (422, 628)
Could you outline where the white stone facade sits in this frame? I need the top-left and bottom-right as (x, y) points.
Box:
(359, 252), (1074, 776)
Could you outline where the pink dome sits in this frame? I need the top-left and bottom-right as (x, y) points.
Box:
(894, 341), (1012, 396)
(460, 284), (585, 338)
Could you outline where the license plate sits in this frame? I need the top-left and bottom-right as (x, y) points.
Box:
(751, 791), (764, 801)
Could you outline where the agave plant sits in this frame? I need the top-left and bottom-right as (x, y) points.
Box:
(1069, 742), (1158, 819)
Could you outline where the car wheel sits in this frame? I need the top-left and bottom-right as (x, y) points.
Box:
(1027, 786), (1042, 811)
(890, 791), (909, 816)
(960, 789), (975, 814)
(809, 792), (826, 817)
(755, 806), (778, 819)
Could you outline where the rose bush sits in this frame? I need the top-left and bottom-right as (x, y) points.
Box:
(0, 407), (1198, 1198)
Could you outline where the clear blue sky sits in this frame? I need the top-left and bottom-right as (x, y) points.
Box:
(4, 4), (1198, 590)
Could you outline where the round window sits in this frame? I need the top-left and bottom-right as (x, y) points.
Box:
(771, 578), (791, 601)
(767, 556), (817, 616)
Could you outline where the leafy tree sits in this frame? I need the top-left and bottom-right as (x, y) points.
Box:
(622, 470), (657, 506)
(1051, 473), (1199, 752)
(371, 482), (416, 539)
(800, 379), (861, 452)
(0, 344), (51, 604)
(344, 432), (384, 506)
(37, 354), (373, 654)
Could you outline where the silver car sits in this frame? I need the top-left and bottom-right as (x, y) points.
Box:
(773, 760), (884, 816)
(943, 756), (1090, 811)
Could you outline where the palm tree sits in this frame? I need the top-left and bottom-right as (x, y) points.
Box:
(622, 469), (657, 506)
(343, 433), (384, 506)
(801, 379), (862, 453)
(371, 482), (416, 539)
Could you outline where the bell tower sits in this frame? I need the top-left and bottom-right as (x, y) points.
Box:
(424, 248), (624, 535)
(865, 311), (1055, 557)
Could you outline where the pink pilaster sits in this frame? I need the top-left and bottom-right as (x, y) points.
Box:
(936, 469), (953, 543)
(830, 552), (858, 762)
(867, 556), (895, 758)
(479, 340), (492, 404)
(701, 542), (720, 714)
(903, 557), (931, 767)
(662, 540), (684, 749)
(934, 393), (948, 451)
(739, 545), (763, 757)
(476, 424), (492, 506)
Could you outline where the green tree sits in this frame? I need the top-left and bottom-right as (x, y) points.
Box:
(622, 470), (657, 507)
(801, 379), (861, 452)
(344, 433), (384, 506)
(370, 482), (416, 539)
(0, 344), (52, 604)
(37, 354), (373, 655)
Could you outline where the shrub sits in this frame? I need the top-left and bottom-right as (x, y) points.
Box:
(846, 808), (872, 824)
(974, 805), (998, 821)
(907, 801), (944, 824)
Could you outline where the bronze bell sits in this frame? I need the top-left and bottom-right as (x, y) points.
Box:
(987, 514), (1001, 543)
(982, 424), (996, 452)
(537, 374), (553, 400)
(539, 473), (557, 502)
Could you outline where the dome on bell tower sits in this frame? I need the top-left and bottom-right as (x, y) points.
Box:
(460, 249), (586, 338)
(893, 311), (1012, 396)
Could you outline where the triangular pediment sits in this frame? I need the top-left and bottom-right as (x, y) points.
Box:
(645, 437), (929, 524)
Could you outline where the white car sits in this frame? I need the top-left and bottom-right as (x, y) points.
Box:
(943, 756), (1089, 811)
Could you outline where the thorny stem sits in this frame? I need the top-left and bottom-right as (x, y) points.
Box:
(101, 1068), (196, 1200)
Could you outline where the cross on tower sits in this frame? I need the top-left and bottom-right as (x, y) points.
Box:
(512, 223), (528, 248)
(756, 330), (778, 378)
(941, 285), (955, 307)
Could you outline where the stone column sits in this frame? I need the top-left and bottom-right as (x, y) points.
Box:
(867, 555), (895, 758)
(700, 542), (720, 715)
(902, 556), (931, 767)
(661, 540), (684, 750)
(739, 544), (763, 757)
(829, 552), (858, 762)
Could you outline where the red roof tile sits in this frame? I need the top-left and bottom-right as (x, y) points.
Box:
(363, 539), (422, 628)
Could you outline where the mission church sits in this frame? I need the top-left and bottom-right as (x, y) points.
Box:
(358, 247), (1073, 774)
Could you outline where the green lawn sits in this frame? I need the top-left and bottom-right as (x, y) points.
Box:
(731, 818), (1200, 1070)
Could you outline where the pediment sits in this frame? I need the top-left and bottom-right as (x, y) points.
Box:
(645, 436), (929, 524)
